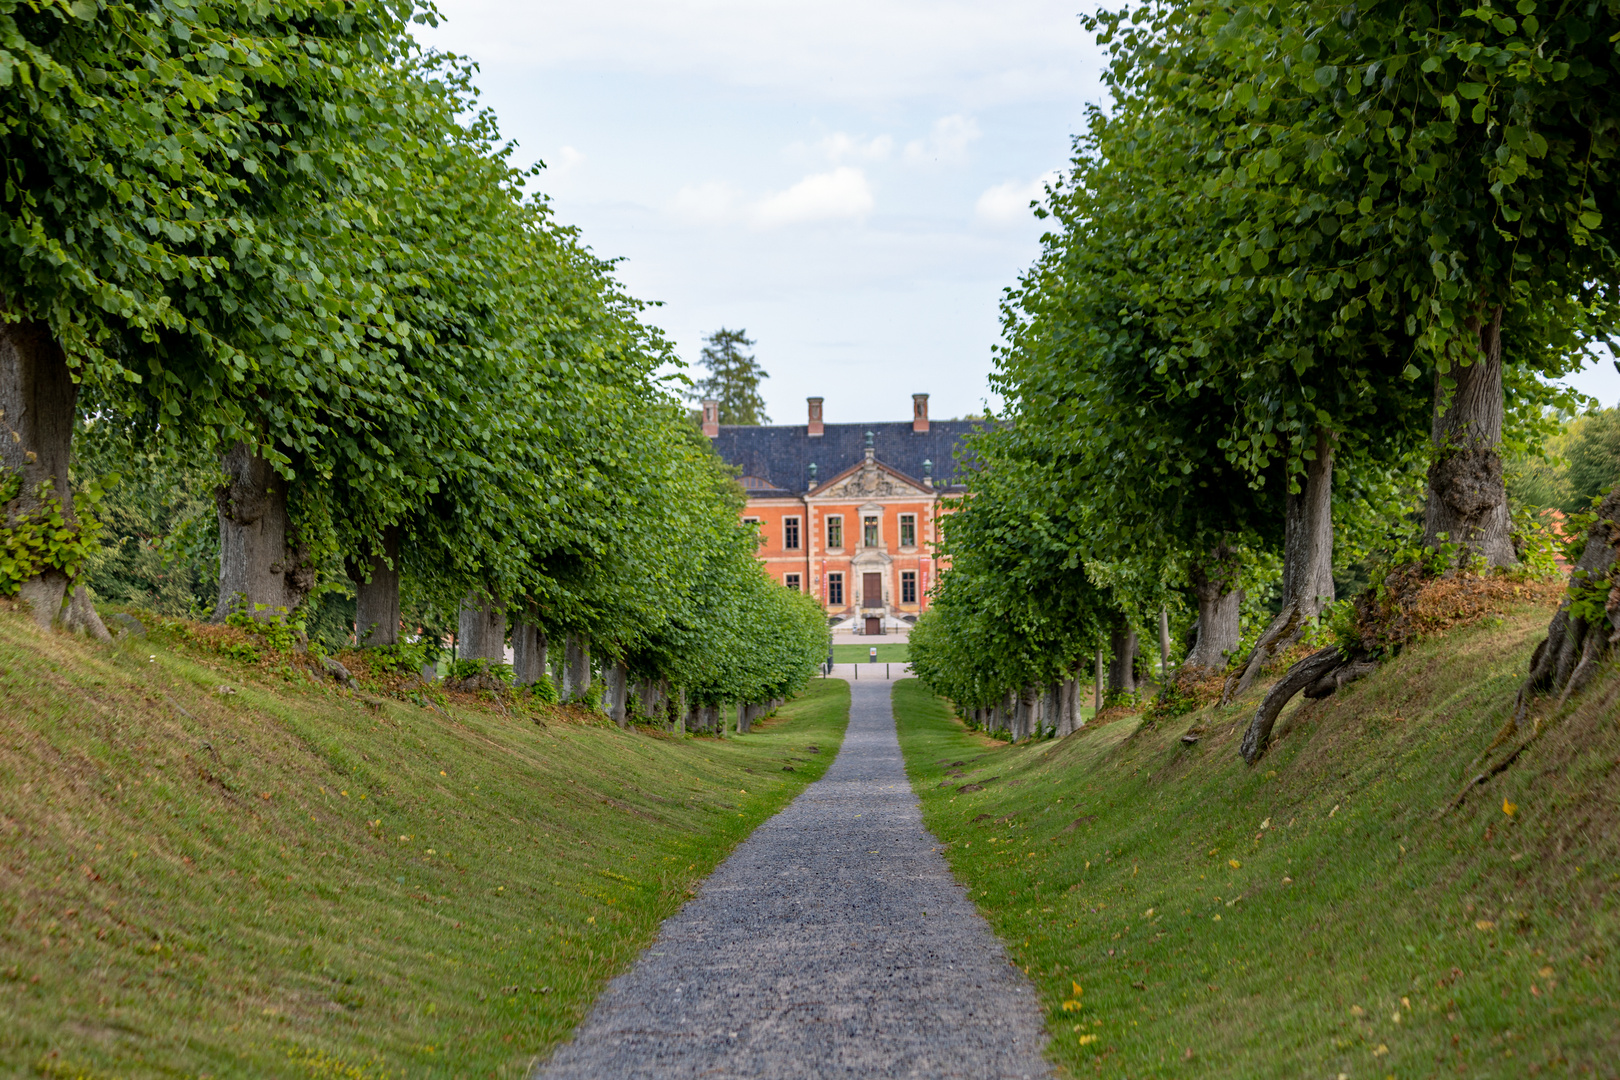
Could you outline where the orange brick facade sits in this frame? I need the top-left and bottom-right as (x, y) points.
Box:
(705, 395), (974, 632)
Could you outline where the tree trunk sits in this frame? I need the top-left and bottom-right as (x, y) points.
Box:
(1225, 430), (1337, 702)
(736, 701), (750, 734)
(1054, 679), (1076, 736)
(1094, 646), (1104, 713)
(1158, 607), (1171, 685)
(351, 526), (401, 648)
(1, 318), (78, 628)
(511, 616), (547, 686)
(214, 442), (313, 621)
(563, 635), (591, 701)
(1041, 683), (1060, 737)
(1513, 484), (1620, 721)
(1186, 542), (1242, 673)
(1423, 308), (1516, 567)
(606, 661), (629, 728)
(1285, 428), (1336, 610)
(62, 584), (111, 641)
(458, 592), (506, 661)
(1108, 620), (1138, 694)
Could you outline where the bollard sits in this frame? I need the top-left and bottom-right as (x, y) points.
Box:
(886, 663), (890, 679)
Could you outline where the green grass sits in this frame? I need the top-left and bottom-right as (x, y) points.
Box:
(894, 606), (1619, 1079)
(832, 642), (909, 663)
(0, 604), (849, 1079)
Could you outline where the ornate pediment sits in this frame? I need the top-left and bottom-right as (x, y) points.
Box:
(819, 458), (929, 500)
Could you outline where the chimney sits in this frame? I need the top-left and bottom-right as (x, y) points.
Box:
(912, 393), (930, 434)
(807, 396), (824, 437)
(701, 399), (719, 437)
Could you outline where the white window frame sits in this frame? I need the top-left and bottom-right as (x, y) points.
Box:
(783, 515), (801, 550)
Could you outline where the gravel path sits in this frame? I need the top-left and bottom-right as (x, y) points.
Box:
(533, 671), (1050, 1080)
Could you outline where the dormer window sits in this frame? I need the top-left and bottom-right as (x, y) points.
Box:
(739, 476), (773, 491)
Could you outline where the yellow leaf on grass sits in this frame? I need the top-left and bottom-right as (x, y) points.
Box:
(1077, 1034), (1097, 1045)
(1228, 859), (1242, 869)
(1072, 981), (1083, 996)
(1061, 999), (1083, 1012)
(1503, 798), (1517, 816)
(1475, 920), (1496, 931)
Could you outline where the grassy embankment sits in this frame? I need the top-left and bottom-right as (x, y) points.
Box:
(831, 642), (910, 664)
(0, 604), (849, 1079)
(894, 604), (1618, 1079)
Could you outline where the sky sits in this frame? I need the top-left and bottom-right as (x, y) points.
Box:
(415, 1), (1619, 424)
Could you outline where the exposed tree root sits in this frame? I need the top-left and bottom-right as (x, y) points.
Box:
(1222, 600), (1310, 704)
(1240, 646), (1359, 764)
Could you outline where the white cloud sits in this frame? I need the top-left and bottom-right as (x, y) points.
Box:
(814, 132), (894, 164)
(975, 171), (1058, 225)
(750, 167), (875, 228)
(417, 1), (1104, 109)
(551, 145), (586, 174)
(671, 180), (745, 223)
(904, 114), (982, 165)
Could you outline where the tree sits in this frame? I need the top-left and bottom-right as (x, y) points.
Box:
(691, 328), (769, 425)
(1, 0), (416, 625)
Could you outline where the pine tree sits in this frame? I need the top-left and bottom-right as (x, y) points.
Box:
(691, 329), (770, 425)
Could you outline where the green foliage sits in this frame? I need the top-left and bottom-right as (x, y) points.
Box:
(910, 0), (1618, 712)
(1563, 411), (1620, 512)
(524, 673), (560, 706)
(690, 328), (769, 425)
(363, 641), (432, 678)
(2, 1), (825, 703)
(224, 608), (302, 654)
(445, 658), (514, 685)
(0, 473), (109, 596)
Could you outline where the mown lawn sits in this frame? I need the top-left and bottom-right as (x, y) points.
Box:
(893, 607), (1619, 1079)
(0, 605), (849, 1079)
(832, 642), (910, 663)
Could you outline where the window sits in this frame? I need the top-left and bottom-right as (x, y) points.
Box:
(899, 514), (916, 548)
(827, 573), (844, 606)
(826, 515), (843, 549)
(863, 515), (879, 547)
(784, 573), (801, 591)
(901, 571), (917, 604)
(783, 516), (800, 550)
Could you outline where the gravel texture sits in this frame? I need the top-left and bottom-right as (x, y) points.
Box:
(533, 671), (1050, 1079)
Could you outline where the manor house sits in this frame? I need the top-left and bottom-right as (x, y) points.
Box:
(703, 393), (979, 633)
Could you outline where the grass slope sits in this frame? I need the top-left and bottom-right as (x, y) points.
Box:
(0, 605), (849, 1080)
(895, 606), (1619, 1080)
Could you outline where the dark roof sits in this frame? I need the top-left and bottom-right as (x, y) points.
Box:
(710, 420), (986, 497)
